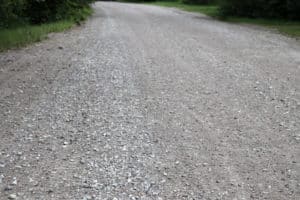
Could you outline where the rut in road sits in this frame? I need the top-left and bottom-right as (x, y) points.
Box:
(0, 2), (299, 200)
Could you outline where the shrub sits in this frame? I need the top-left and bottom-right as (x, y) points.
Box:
(0, 0), (27, 28)
(219, 0), (300, 20)
(0, 0), (95, 27)
(287, 0), (300, 20)
(26, 0), (95, 24)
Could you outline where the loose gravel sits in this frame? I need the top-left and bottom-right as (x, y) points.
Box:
(0, 2), (299, 200)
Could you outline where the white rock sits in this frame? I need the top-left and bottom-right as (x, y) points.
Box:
(8, 194), (17, 199)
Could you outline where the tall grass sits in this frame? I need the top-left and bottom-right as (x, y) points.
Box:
(225, 17), (300, 38)
(0, 21), (73, 51)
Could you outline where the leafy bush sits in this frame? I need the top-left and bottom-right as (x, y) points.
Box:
(26, 0), (95, 24)
(0, 0), (95, 28)
(219, 0), (300, 20)
(0, 0), (27, 27)
(286, 0), (300, 20)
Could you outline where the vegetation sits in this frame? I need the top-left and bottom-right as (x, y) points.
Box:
(224, 17), (300, 38)
(181, 0), (214, 5)
(146, 1), (300, 38)
(1, 0), (299, 51)
(25, 0), (95, 24)
(123, 0), (300, 20)
(0, 0), (94, 51)
(0, 0), (95, 28)
(219, 0), (300, 20)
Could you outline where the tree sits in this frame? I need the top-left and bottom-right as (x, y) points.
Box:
(219, 0), (300, 20)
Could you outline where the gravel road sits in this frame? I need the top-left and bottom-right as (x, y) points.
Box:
(0, 2), (299, 200)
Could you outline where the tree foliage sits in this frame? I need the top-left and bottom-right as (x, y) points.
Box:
(0, 0), (27, 27)
(0, 0), (95, 28)
(219, 0), (300, 20)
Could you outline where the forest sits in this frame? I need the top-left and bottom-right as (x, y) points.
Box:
(217, 0), (300, 20)
(124, 0), (300, 20)
(0, 0), (95, 28)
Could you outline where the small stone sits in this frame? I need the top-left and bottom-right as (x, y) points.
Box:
(12, 179), (17, 185)
(83, 195), (92, 200)
(32, 181), (39, 186)
(58, 46), (64, 50)
(4, 186), (13, 191)
(79, 160), (85, 165)
(73, 174), (80, 179)
(47, 189), (54, 194)
(8, 194), (17, 199)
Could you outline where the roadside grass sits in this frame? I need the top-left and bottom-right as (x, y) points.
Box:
(0, 6), (93, 52)
(225, 17), (300, 38)
(148, 1), (300, 38)
(0, 21), (73, 51)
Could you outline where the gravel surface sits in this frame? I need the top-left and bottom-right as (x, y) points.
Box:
(0, 2), (299, 200)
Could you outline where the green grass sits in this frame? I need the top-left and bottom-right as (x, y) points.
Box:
(224, 17), (300, 38)
(0, 7), (93, 52)
(148, 1), (300, 38)
(0, 21), (73, 51)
